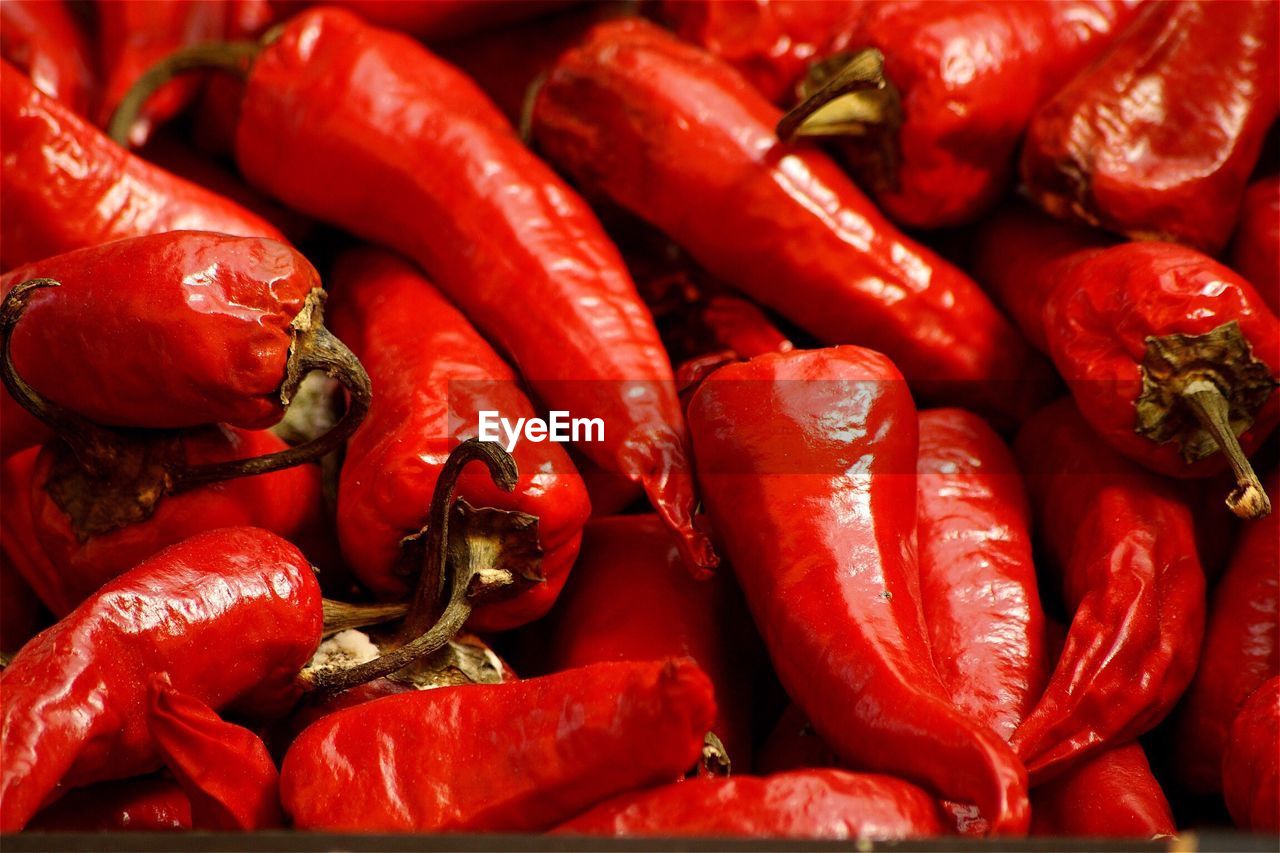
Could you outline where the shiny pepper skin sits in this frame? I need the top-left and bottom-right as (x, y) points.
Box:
(1011, 399), (1205, 782)
(532, 19), (1053, 426)
(1021, 0), (1279, 253)
(1223, 676), (1280, 832)
(1230, 177), (1280, 315)
(555, 770), (945, 839)
(0, 62), (284, 273)
(279, 659), (716, 832)
(687, 347), (1029, 834)
(326, 248), (589, 630)
(1030, 743), (1175, 838)
(27, 778), (192, 832)
(0, 0), (95, 115)
(0, 527), (322, 830)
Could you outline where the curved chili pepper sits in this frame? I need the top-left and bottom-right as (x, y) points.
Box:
(0, 0), (94, 114)
(327, 247), (590, 631)
(1010, 398), (1205, 782)
(1230, 176), (1280, 315)
(1223, 676), (1280, 833)
(779, 1), (1143, 228)
(1173, 474), (1278, 795)
(1021, 0), (1279, 253)
(27, 778), (192, 832)
(148, 679), (283, 831)
(1029, 742), (1176, 838)
(540, 515), (757, 765)
(687, 347), (1029, 834)
(532, 18), (1053, 425)
(279, 658), (717, 832)
(555, 769), (945, 839)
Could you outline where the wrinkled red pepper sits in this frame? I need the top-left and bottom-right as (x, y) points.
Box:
(1010, 399), (1205, 782)
(1029, 743), (1176, 838)
(1223, 676), (1280, 833)
(0, 0), (94, 115)
(1230, 176), (1280, 315)
(532, 19), (1053, 425)
(279, 658), (716, 832)
(555, 769), (945, 839)
(1021, 0), (1279, 253)
(687, 347), (1029, 834)
(27, 778), (192, 832)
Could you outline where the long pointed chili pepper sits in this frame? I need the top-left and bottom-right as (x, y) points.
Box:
(111, 8), (714, 576)
(279, 658), (717, 832)
(1010, 398), (1206, 782)
(1021, 0), (1279, 253)
(27, 778), (192, 832)
(1223, 676), (1280, 833)
(531, 19), (1054, 425)
(777, 1), (1143, 228)
(1030, 743), (1176, 838)
(1230, 176), (1280, 315)
(687, 347), (1030, 834)
(554, 769), (945, 839)
(0, 0), (95, 115)
(326, 247), (589, 630)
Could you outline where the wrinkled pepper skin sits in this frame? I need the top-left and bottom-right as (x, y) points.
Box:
(836, 0), (1143, 228)
(231, 8), (710, 573)
(0, 62), (285, 273)
(1010, 399), (1205, 782)
(0, 0), (94, 115)
(149, 681), (283, 831)
(327, 248), (590, 630)
(1029, 742), (1175, 838)
(687, 347), (1029, 834)
(555, 770), (945, 839)
(917, 408), (1048, 744)
(1021, 0), (1279, 253)
(280, 659), (716, 832)
(654, 0), (867, 105)
(27, 778), (191, 832)
(541, 515), (756, 764)
(0, 527), (321, 830)
(532, 19), (1053, 425)
(1230, 177), (1280, 315)
(1173, 475), (1279, 795)
(1223, 676), (1280, 833)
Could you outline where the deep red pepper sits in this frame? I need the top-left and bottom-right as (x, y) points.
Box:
(1021, 0), (1279, 253)
(326, 247), (590, 631)
(1223, 676), (1280, 832)
(1029, 742), (1176, 838)
(532, 19), (1053, 425)
(1172, 474), (1278, 795)
(756, 704), (841, 775)
(555, 769), (945, 839)
(0, 0), (95, 115)
(27, 778), (192, 832)
(279, 658), (717, 832)
(687, 347), (1029, 834)
(1010, 398), (1205, 782)
(1230, 176), (1280, 315)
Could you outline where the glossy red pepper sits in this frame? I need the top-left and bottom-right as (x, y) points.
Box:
(1010, 399), (1205, 782)
(1230, 176), (1280, 315)
(1223, 676), (1280, 832)
(1029, 742), (1176, 838)
(0, 527), (321, 830)
(327, 247), (590, 630)
(540, 515), (757, 765)
(27, 778), (192, 832)
(1021, 0), (1279, 253)
(279, 658), (716, 832)
(532, 19), (1053, 425)
(687, 347), (1029, 834)
(0, 0), (94, 114)
(555, 769), (945, 839)
(148, 679), (283, 831)
(1173, 474), (1279, 794)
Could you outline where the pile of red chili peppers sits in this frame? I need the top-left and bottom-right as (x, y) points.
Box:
(1, 0), (1277, 843)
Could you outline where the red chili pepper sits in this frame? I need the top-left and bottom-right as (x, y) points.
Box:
(1010, 398), (1205, 782)
(148, 678), (283, 831)
(778, 1), (1143, 228)
(1230, 176), (1280, 315)
(1223, 676), (1280, 833)
(0, 0), (95, 114)
(532, 19), (1053, 425)
(1172, 474), (1278, 795)
(27, 778), (192, 832)
(279, 658), (717, 832)
(756, 704), (841, 774)
(687, 347), (1029, 834)
(1029, 742), (1176, 838)
(555, 769), (945, 839)
(540, 515), (758, 765)
(326, 247), (590, 631)
(1021, 0), (1279, 253)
